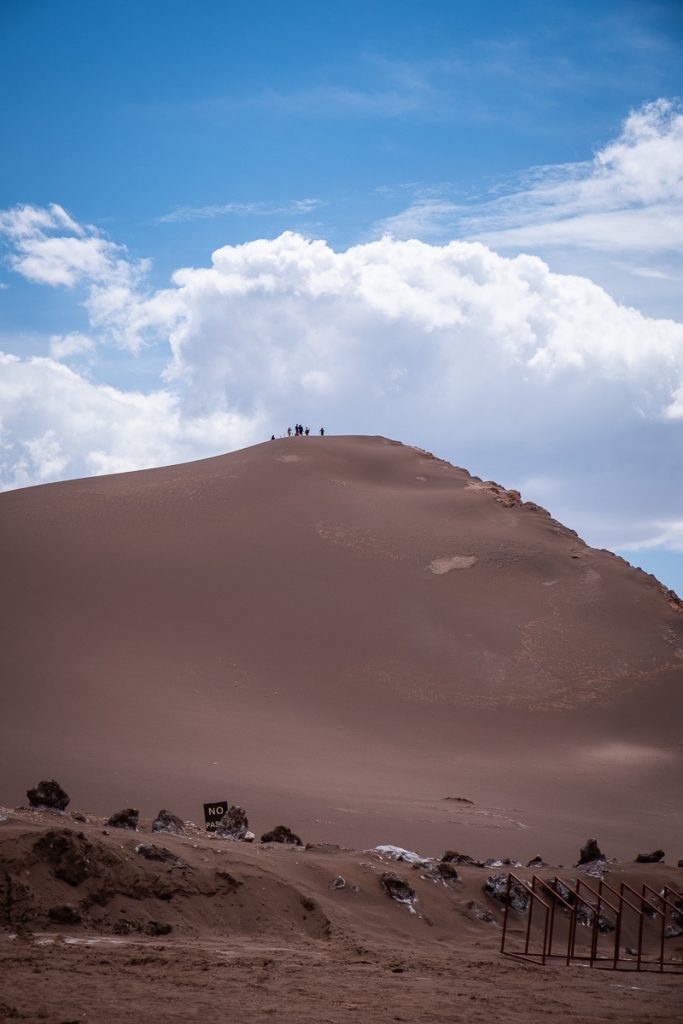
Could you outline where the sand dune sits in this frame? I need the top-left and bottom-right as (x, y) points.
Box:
(1, 435), (682, 864)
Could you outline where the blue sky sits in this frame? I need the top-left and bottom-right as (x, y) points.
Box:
(1, 0), (683, 593)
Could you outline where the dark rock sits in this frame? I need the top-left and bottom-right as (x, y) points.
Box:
(214, 805), (249, 840)
(26, 780), (70, 811)
(436, 861), (460, 882)
(577, 838), (605, 865)
(113, 919), (137, 935)
(380, 871), (416, 907)
(260, 825), (303, 846)
(442, 796), (474, 805)
(70, 812), (87, 823)
(215, 870), (242, 893)
(484, 874), (530, 914)
(48, 904), (82, 925)
(465, 900), (496, 923)
(526, 855), (548, 868)
(107, 808), (139, 830)
(441, 850), (482, 866)
(32, 830), (93, 886)
(145, 921), (172, 936)
(635, 850), (665, 863)
(134, 843), (176, 862)
(152, 809), (185, 835)
(330, 876), (346, 889)
(678, 859), (683, 868)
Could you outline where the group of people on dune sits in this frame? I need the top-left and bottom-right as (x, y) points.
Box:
(271, 424), (325, 439)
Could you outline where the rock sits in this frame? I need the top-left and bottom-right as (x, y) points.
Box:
(665, 924), (683, 939)
(436, 861), (460, 882)
(145, 921), (172, 936)
(484, 874), (530, 914)
(152, 809), (185, 835)
(26, 780), (70, 811)
(48, 904), (82, 924)
(70, 812), (87, 823)
(369, 845), (429, 865)
(380, 871), (416, 910)
(134, 843), (176, 862)
(465, 900), (496, 923)
(635, 849), (665, 863)
(113, 919), (137, 935)
(678, 859), (683, 868)
(260, 825), (303, 846)
(32, 830), (93, 886)
(441, 850), (482, 866)
(577, 838), (605, 865)
(107, 808), (139, 830)
(526, 855), (548, 868)
(214, 805), (249, 840)
(330, 876), (346, 889)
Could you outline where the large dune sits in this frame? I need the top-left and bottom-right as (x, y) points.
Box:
(1, 435), (681, 863)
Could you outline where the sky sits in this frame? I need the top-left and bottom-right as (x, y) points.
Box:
(1, 0), (683, 593)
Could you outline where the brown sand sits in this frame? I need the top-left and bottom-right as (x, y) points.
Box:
(0, 807), (681, 1023)
(2, 434), (683, 1020)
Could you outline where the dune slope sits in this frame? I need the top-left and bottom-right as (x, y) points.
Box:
(1, 436), (681, 862)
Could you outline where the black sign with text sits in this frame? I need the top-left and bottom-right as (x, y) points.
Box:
(203, 799), (228, 831)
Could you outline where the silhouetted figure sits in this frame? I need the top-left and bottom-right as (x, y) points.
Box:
(271, 434), (275, 440)
(287, 426), (292, 437)
(320, 427), (325, 436)
(305, 427), (310, 436)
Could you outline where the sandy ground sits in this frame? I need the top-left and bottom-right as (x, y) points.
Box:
(1, 436), (682, 865)
(1, 808), (681, 1024)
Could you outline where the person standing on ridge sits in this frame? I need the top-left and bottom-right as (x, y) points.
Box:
(319, 427), (325, 436)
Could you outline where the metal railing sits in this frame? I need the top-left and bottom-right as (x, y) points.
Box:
(500, 872), (683, 972)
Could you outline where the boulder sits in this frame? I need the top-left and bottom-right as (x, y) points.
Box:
(635, 849), (665, 863)
(32, 830), (93, 886)
(260, 825), (303, 846)
(441, 850), (482, 866)
(152, 809), (185, 835)
(380, 871), (416, 909)
(134, 843), (176, 862)
(107, 808), (139, 830)
(484, 873), (530, 914)
(577, 837), (605, 865)
(526, 855), (548, 868)
(26, 779), (70, 811)
(48, 904), (82, 925)
(214, 805), (249, 840)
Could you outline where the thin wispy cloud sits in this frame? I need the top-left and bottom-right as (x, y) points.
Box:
(377, 99), (683, 255)
(157, 197), (325, 225)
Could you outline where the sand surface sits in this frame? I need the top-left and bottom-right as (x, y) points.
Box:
(2, 434), (683, 1019)
(0, 807), (681, 1023)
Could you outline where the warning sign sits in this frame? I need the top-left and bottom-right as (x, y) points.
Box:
(203, 799), (228, 831)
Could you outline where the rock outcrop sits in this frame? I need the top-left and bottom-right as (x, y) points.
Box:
(26, 780), (70, 811)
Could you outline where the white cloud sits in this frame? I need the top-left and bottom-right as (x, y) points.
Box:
(377, 99), (683, 255)
(158, 197), (324, 224)
(49, 332), (95, 360)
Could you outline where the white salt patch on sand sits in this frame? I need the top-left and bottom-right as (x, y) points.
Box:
(429, 555), (478, 574)
(368, 845), (429, 864)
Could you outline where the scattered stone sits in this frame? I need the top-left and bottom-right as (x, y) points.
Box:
(436, 861), (460, 882)
(484, 874), (530, 914)
(350, 884), (361, 893)
(113, 919), (137, 935)
(526, 855), (547, 868)
(214, 805), (249, 840)
(635, 849), (665, 863)
(626, 947), (638, 956)
(380, 871), (416, 911)
(70, 812), (87, 823)
(665, 924), (683, 939)
(260, 825), (303, 846)
(107, 808), (139, 830)
(32, 830), (93, 886)
(306, 843), (342, 853)
(26, 780), (70, 811)
(483, 857), (522, 869)
(577, 838), (605, 865)
(369, 845), (429, 865)
(135, 843), (176, 862)
(152, 810), (185, 836)
(48, 904), (82, 925)
(145, 921), (172, 936)
(441, 850), (482, 867)
(330, 876), (346, 889)
(442, 796), (474, 805)
(465, 900), (496, 924)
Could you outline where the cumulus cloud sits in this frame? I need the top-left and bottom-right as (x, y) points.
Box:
(377, 99), (683, 253)
(0, 205), (682, 561)
(49, 332), (95, 360)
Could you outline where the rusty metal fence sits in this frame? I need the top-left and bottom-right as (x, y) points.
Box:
(500, 873), (683, 972)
